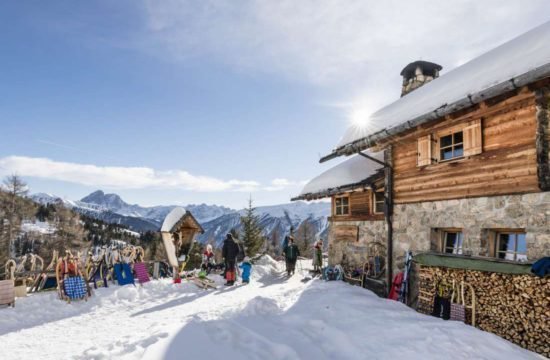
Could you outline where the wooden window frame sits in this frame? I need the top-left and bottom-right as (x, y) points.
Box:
(333, 195), (350, 217)
(438, 130), (465, 162)
(495, 230), (527, 262)
(373, 191), (384, 214)
(440, 229), (464, 255)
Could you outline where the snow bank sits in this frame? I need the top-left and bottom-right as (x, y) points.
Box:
(0, 256), (539, 360)
(336, 20), (550, 150)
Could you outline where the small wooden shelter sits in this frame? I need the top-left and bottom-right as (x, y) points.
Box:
(160, 207), (204, 279)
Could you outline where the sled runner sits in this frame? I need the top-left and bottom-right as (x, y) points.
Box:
(191, 276), (217, 290)
(5, 259), (28, 298)
(28, 254), (45, 293)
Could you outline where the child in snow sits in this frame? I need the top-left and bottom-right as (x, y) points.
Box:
(239, 256), (252, 284)
(312, 240), (323, 273)
(201, 244), (216, 274)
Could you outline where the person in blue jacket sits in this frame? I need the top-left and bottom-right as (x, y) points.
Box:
(239, 256), (252, 284)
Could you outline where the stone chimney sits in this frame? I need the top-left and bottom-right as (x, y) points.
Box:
(400, 61), (442, 97)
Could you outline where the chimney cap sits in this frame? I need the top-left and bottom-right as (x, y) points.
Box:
(400, 60), (442, 78)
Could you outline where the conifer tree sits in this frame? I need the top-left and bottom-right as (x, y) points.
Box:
(240, 196), (264, 257)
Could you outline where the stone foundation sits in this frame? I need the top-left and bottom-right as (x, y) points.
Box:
(392, 193), (550, 271)
(328, 220), (386, 268)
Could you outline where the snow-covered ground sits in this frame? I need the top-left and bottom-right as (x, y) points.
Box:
(0, 257), (541, 360)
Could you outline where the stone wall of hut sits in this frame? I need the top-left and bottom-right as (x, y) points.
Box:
(392, 193), (550, 272)
(328, 220), (386, 268)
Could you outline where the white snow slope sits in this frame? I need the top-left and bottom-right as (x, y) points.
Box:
(0, 258), (540, 360)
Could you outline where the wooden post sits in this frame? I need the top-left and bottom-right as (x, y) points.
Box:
(535, 87), (550, 191)
(384, 146), (394, 295)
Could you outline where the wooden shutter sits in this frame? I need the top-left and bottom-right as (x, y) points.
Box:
(463, 119), (482, 156)
(417, 134), (432, 167)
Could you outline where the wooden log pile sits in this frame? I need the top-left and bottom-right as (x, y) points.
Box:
(416, 265), (549, 357)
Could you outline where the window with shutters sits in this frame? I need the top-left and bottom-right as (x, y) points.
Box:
(462, 119), (483, 156)
(439, 131), (464, 161)
(417, 134), (433, 167)
(334, 195), (350, 216)
(432, 119), (483, 163)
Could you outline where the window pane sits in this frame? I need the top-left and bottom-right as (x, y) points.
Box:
(445, 232), (457, 251)
(342, 206), (349, 214)
(336, 207), (342, 215)
(454, 145), (464, 157)
(336, 198), (342, 207)
(516, 233), (527, 254)
(440, 135), (452, 148)
(342, 197), (349, 206)
(454, 132), (463, 144)
(498, 234), (514, 252)
(441, 149), (453, 160)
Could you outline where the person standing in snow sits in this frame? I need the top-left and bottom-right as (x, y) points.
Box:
(222, 233), (239, 286)
(312, 240), (323, 273)
(239, 256), (252, 284)
(283, 237), (300, 276)
(201, 244), (216, 274)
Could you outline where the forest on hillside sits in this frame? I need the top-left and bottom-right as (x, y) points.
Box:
(0, 175), (161, 269)
(0, 176), (319, 272)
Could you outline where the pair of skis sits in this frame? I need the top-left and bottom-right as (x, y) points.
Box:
(398, 251), (413, 304)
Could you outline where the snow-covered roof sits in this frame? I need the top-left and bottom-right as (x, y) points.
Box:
(160, 207), (187, 232)
(323, 21), (550, 161)
(161, 206), (205, 234)
(293, 151), (384, 200)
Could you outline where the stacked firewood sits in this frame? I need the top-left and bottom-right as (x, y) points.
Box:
(416, 265), (549, 357)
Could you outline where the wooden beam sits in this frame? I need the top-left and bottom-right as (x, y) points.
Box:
(535, 86), (550, 190)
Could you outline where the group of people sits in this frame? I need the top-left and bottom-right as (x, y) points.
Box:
(200, 233), (251, 287)
(200, 232), (324, 285)
(281, 236), (323, 276)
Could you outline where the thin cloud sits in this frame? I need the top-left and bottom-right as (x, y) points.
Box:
(264, 178), (308, 192)
(141, 0), (549, 89)
(0, 156), (260, 192)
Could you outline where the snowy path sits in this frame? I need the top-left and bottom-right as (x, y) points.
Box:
(0, 258), (541, 360)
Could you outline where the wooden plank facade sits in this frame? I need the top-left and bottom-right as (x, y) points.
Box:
(389, 87), (542, 204)
(329, 188), (385, 222)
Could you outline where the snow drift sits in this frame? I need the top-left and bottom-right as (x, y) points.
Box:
(0, 257), (540, 360)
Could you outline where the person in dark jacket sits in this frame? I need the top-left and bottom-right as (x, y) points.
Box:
(283, 237), (300, 276)
(222, 233), (239, 286)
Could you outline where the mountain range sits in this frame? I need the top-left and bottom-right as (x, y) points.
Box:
(30, 190), (330, 247)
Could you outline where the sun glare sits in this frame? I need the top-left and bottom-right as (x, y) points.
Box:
(349, 106), (372, 129)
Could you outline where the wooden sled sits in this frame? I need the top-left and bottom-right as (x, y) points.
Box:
(56, 253), (90, 303)
(0, 280), (15, 307)
(190, 276), (217, 290)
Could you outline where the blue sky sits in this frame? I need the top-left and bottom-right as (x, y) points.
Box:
(0, 1), (548, 209)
